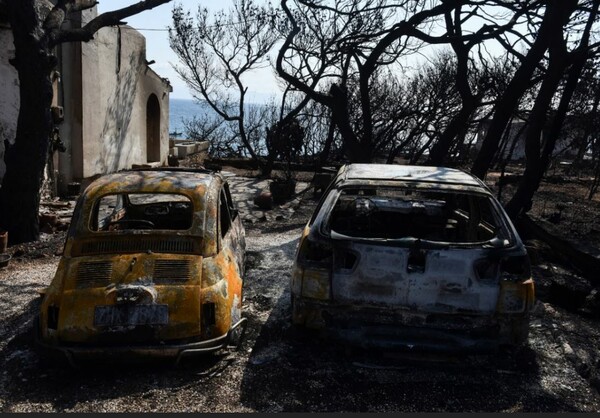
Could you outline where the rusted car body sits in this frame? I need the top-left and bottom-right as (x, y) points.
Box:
(291, 164), (535, 352)
(35, 168), (246, 365)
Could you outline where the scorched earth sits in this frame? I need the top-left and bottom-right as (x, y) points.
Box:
(0, 173), (599, 412)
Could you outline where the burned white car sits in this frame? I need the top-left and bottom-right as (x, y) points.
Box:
(291, 164), (535, 351)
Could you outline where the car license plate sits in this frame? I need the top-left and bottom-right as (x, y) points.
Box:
(94, 304), (169, 327)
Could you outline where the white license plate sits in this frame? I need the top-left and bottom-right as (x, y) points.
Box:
(94, 305), (168, 327)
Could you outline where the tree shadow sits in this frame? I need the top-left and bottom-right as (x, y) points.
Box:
(238, 290), (583, 412)
(0, 308), (243, 412)
(97, 52), (142, 173)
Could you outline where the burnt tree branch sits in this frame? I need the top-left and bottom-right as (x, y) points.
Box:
(49, 0), (171, 47)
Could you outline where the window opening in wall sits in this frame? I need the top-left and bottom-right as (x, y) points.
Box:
(146, 94), (161, 162)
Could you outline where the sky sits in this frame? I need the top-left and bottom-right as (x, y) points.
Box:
(97, 0), (281, 102)
(96, 1), (514, 103)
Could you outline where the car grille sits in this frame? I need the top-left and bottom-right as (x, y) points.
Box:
(80, 239), (194, 255)
(76, 261), (113, 288)
(153, 259), (192, 284)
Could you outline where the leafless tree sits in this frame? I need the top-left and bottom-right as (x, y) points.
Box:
(471, 0), (580, 179)
(170, 0), (279, 164)
(276, 0), (536, 164)
(504, 0), (600, 218)
(276, 0), (451, 162)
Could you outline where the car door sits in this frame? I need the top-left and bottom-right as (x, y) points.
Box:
(219, 184), (245, 278)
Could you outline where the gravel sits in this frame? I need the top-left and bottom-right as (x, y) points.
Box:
(0, 177), (599, 412)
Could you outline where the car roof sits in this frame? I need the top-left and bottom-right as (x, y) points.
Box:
(82, 169), (220, 198)
(341, 164), (484, 188)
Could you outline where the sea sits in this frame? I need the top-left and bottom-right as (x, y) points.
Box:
(169, 98), (214, 138)
(169, 97), (274, 138)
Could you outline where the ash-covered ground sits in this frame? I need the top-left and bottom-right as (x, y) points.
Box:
(1, 174), (600, 412)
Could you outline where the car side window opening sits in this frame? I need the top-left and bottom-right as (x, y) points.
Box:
(220, 189), (232, 238)
(90, 193), (193, 231)
(92, 194), (124, 231)
(223, 182), (237, 220)
(328, 186), (507, 243)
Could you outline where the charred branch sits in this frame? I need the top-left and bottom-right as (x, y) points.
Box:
(49, 0), (171, 47)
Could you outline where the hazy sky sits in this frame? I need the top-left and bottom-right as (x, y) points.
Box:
(97, 0), (281, 102)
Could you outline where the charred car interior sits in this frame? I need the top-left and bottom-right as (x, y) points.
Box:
(91, 193), (194, 232)
(291, 164), (535, 352)
(329, 187), (506, 243)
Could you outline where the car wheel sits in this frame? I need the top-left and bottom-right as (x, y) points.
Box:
(510, 315), (530, 346)
(290, 294), (303, 326)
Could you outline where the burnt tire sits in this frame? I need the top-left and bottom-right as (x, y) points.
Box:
(31, 316), (53, 367)
(290, 294), (305, 326)
(510, 315), (530, 347)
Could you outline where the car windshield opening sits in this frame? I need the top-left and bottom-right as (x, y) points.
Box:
(328, 187), (508, 243)
(90, 193), (193, 232)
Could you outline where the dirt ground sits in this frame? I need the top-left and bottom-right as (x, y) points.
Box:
(1, 165), (600, 412)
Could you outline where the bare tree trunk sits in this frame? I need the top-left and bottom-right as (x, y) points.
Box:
(318, 114), (336, 166)
(0, 1), (54, 244)
(427, 101), (476, 165)
(470, 0), (577, 179)
(504, 1), (597, 219)
(329, 84), (371, 163)
(568, 91), (600, 175)
(504, 62), (566, 219)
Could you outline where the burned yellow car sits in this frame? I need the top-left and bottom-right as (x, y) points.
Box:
(35, 168), (246, 365)
(292, 164), (535, 352)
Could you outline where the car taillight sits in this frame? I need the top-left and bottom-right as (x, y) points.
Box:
(301, 268), (331, 300)
(500, 254), (531, 282)
(295, 238), (333, 300)
(497, 255), (535, 313)
(299, 238), (333, 265)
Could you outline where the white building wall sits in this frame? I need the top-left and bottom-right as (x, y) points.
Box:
(0, 7), (170, 194)
(80, 14), (170, 178)
(58, 7), (170, 187)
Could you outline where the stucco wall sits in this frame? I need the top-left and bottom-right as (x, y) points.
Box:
(0, 7), (170, 194)
(80, 11), (170, 179)
(0, 25), (19, 180)
(139, 66), (171, 163)
(57, 7), (170, 187)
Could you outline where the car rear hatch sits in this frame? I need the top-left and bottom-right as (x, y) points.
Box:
(330, 239), (501, 314)
(300, 184), (532, 348)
